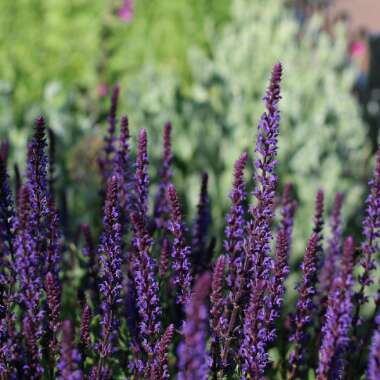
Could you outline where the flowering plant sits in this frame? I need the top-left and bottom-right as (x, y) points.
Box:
(0, 64), (379, 379)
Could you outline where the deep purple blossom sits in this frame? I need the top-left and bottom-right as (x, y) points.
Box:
(288, 233), (319, 379)
(130, 211), (161, 360)
(45, 272), (61, 356)
(22, 316), (44, 379)
(177, 272), (211, 380)
(81, 224), (100, 310)
(97, 176), (123, 367)
(210, 255), (226, 372)
(58, 321), (82, 380)
(317, 237), (354, 380)
(356, 148), (380, 304)
(192, 172), (211, 274)
(15, 186), (44, 372)
(266, 228), (289, 342)
(159, 237), (171, 278)
(135, 129), (150, 216)
(26, 116), (49, 274)
(0, 155), (15, 281)
(167, 184), (192, 304)
(79, 303), (91, 353)
(150, 324), (175, 380)
(368, 314), (380, 380)
(220, 152), (248, 368)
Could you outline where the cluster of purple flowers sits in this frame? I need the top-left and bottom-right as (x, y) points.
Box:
(1, 64), (380, 379)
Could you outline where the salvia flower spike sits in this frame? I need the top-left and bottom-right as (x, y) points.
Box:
(177, 272), (211, 380)
(317, 237), (354, 380)
(96, 176), (123, 369)
(239, 62), (283, 378)
(167, 184), (192, 305)
(58, 320), (82, 380)
(130, 211), (161, 363)
(368, 313), (380, 380)
(288, 233), (319, 379)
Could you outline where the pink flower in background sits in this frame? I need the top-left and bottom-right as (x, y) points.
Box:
(118, 0), (134, 23)
(97, 83), (108, 97)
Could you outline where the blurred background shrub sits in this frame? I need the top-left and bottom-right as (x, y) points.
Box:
(0, 0), (373, 256)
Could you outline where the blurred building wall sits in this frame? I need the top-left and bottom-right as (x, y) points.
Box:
(331, 0), (380, 33)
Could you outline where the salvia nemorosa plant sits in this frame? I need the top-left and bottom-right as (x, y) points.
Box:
(0, 63), (380, 380)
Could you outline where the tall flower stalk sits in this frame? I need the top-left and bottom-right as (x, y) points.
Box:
(167, 184), (192, 305)
(240, 62), (283, 378)
(288, 233), (319, 379)
(130, 211), (161, 373)
(94, 176), (123, 377)
(177, 273), (211, 380)
(317, 237), (354, 380)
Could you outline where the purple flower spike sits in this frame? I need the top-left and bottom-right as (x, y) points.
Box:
(0, 155), (17, 378)
(79, 303), (91, 352)
(150, 324), (175, 380)
(192, 172), (211, 275)
(320, 192), (344, 304)
(26, 116), (49, 272)
(210, 255), (226, 372)
(58, 320), (82, 380)
(81, 224), (100, 310)
(224, 152), (248, 289)
(154, 122), (173, 230)
(45, 272), (61, 356)
(130, 211), (161, 359)
(246, 62), (283, 290)
(135, 129), (150, 216)
(317, 237), (354, 380)
(288, 233), (319, 380)
(368, 314), (380, 380)
(313, 190), (325, 258)
(219, 153), (248, 368)
(267, 228), (289, 342)
(159, 237), (171, 278)
(210, 255), (226, 338)
(15, 186), (44, 373)
(0, 155), (15, 286)
(356, 148), (380, 306)
(167, 184), (192, 305)
(22, 316), (44, 379)
(177, 272), (211, 380)
(97, 176), (122, 364)
(239, 63), (283, 378)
